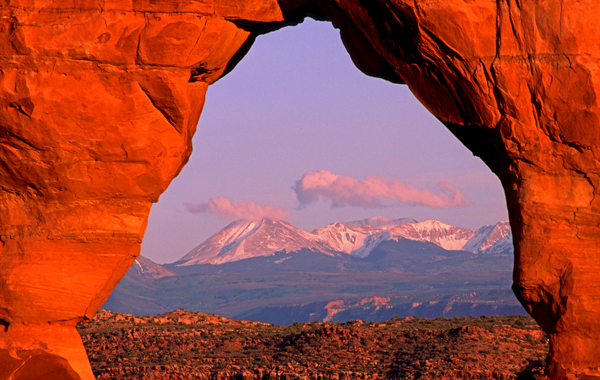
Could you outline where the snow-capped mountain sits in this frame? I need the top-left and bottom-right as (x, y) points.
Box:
(311, 222), (370, 254)
(385, 220), (474, 251)
(343, 218), (512, 255)
(350, 230), (392, 258)
(174, 219), (327, 265)
(175, 217), (513, 266)
(462, 222), (512, 254)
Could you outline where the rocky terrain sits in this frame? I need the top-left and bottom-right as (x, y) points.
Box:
(79, 309), (548, 380)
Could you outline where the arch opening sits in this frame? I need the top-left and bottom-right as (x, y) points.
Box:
(140, 18), (509, 264)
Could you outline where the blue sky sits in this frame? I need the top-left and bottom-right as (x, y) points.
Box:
(141, 19), (508, 264)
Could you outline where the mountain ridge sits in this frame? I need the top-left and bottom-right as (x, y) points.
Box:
(105, 217), (518, 321)
(174, 217), (513, 266)
(176, 219), (326, 265)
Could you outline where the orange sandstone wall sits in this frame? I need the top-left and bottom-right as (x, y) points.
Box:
(0, 1), (282, 378)
(1, 1), (600, 379)
(316, 2), (600, 378)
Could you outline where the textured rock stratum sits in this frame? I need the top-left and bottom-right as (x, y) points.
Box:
(0, 0), (598, 379)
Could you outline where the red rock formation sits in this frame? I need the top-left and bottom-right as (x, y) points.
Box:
(310, 2), (600, 378)
(0, 2), (282, 378)
(1, 0), (599, 379)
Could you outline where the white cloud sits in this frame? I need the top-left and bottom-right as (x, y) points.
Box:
(293, 170), (470, 209)
(185, 196), (291, 220)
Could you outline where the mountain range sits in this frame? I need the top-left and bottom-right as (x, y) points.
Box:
(174, 216), (512, 266)
(102, 216), (521, 323)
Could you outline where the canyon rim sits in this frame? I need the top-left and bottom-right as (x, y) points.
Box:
(1, 0), (600, 379)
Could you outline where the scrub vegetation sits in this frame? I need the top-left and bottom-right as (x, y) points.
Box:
(79, 310), (547, 379)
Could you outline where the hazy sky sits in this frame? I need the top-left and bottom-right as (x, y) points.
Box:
(141, 19), (509, 264)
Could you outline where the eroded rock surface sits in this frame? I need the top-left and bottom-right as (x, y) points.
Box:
(314, 2), (600, 379)
(0, 1), (282, 378)
(0, 0), (599, 379)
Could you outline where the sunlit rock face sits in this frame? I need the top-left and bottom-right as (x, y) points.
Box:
(312, 2), (600, 379)
(0, 1), (282, 378)
(0, 0), (599, 379)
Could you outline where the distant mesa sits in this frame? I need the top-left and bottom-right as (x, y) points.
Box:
(174, 216), (513, 266)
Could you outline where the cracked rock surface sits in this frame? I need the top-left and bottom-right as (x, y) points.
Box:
(1, 1), (599, 379)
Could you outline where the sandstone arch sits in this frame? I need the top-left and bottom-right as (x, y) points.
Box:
(1, 1), (599, 379)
